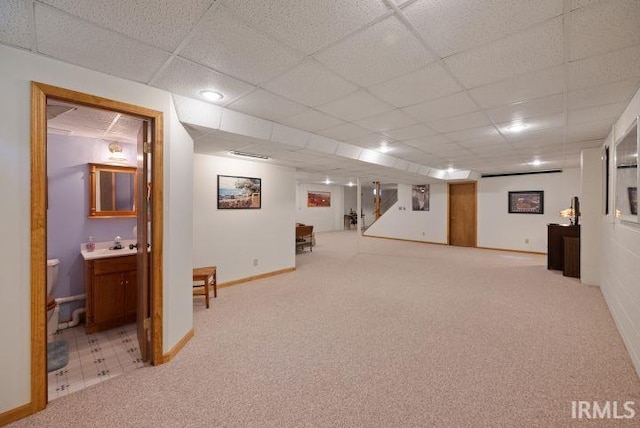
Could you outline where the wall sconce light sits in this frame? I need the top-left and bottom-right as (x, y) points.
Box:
(108, 142), (127, 163)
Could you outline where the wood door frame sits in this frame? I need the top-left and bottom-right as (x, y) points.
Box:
(30, 82), (164, 412)
(447, 181), (478, 247)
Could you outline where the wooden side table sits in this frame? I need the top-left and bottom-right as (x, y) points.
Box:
(193, 266), (217, 309)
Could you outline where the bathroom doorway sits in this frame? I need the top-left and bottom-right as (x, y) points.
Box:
(30, 82), (164, 411)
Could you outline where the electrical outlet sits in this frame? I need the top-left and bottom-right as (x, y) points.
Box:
(253, 258), (258, 267)
(422, 232), (426, 236)
(524, 238), (530, 244)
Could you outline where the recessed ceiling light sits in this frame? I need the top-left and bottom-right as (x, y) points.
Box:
(379, 143), (391, 153)
(531, 159), (542, 166)
(347, 181), (354, 187)
(447, 167), (455, 173)
(200, 90), (224, 102)
(324, 178), (331, 185)
(507, 123), (528, 133)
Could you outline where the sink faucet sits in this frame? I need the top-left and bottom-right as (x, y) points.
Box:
(110, 236), (123, 250)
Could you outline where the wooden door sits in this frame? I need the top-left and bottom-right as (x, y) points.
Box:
(136, 121), (151, 361)
(449, 182), (477, 247)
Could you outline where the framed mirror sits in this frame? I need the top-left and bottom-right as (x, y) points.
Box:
(614, 118), (638, 223)
(89, 163), (137, 218)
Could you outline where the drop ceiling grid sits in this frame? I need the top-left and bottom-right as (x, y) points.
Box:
(178, 5), (305, 86)
(0, 0), (638, 181)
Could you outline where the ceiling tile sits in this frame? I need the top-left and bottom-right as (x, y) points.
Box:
(469, 66), (565, 109)
(486, 94), (565, 124)
(0, 0), (32, 50)
(568, 44), (640, 90)
(219, 0), (389, 55)
(367, 62), (462, 107)
(571, 0), (605, 10)
(402, 92), (478, 123)
(40, 0), (215, 51)
(498, 113), (565, 136)
(503, 123), (564, 144)
(315, 16), (433, 87)
(458, 138), (511, 150)
(402, 0), (562, 57)
(427, 111), (491, 133)
(35, 4), (171, 83)
(568, 78), (640, 110)
(445, 126), (501, 142)
(278, 109), (344, 132)
(227, 89), (307, 121)
(568, 102), (625, 125)
(180, 6), (303, 85)
(381, 124), (435, 141)
(316, 90), (394, 122)
(346, 133), (395, 149)
(263, 60), (358, 106)
(569, 0), (640, 61)
(317, 123), (372, 141)
(353, 110), (418, 132)
(444, 17), (564, 88)
(402, 135), (451, 151)
(152, 57), (255, 104)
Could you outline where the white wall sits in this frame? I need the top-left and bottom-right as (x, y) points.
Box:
(364, 171), (581, 252)
(580, 148), (603, 286)
(365, 183), (448, 243)
(601, 86), (640, 377)
(344, 186), (357, 216)
(165, 101), (194, 349)
(478, 169), (581, 252)
(193, 154), (296, 283)
(0, 44), (193, 413)
(296, 183), (344, 231)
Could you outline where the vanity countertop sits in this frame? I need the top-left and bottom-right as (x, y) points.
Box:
(81, 239), (138, 261)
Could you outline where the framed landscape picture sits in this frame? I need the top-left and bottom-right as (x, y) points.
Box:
(508, 190), (544, 214)
(217, 175), (261, 209)
(307, 191), (331, 207)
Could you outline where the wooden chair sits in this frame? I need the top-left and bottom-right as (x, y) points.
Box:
(295, 225), (314, 253)
(192, 266), (217, 309)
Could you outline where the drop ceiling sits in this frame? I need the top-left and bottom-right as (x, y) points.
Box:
(2, 0), (639, 184)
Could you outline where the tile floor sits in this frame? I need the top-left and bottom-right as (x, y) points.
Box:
(47, 323), (145, 401)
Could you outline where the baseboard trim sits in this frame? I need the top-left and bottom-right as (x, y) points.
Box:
(476, 246), (546, 255)
(0, 402), (34, 426)
(364, 235), (448, 246)
(162, 328), (194, 364)
(218, 267), (296, 289)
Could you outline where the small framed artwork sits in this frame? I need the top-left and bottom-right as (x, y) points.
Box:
(412, 184), (430, 211)
(307, 191), (331, 207)
(508, 190), (544, 214)
(217, 175), (261, 209)
(629, 187), (638, 215)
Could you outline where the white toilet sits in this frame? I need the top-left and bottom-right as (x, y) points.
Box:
(46, 259), (60, 342)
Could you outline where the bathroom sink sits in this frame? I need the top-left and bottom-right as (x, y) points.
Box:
(81, 243), (137, 261)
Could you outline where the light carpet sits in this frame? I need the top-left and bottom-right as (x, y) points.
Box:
(12, 231), (640, 427)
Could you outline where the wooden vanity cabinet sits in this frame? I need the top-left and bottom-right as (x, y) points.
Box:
(85, 255), (137, 333)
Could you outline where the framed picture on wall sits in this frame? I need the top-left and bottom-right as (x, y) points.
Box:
(508, 190), (544, 214)
(412, 184), (430, 211)
(629, 187), (638, 215)
(307, 191), (331, 207)
(217, 175), (261, 209)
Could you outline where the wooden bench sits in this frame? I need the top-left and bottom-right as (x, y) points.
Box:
(192, 266), (217, 309)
